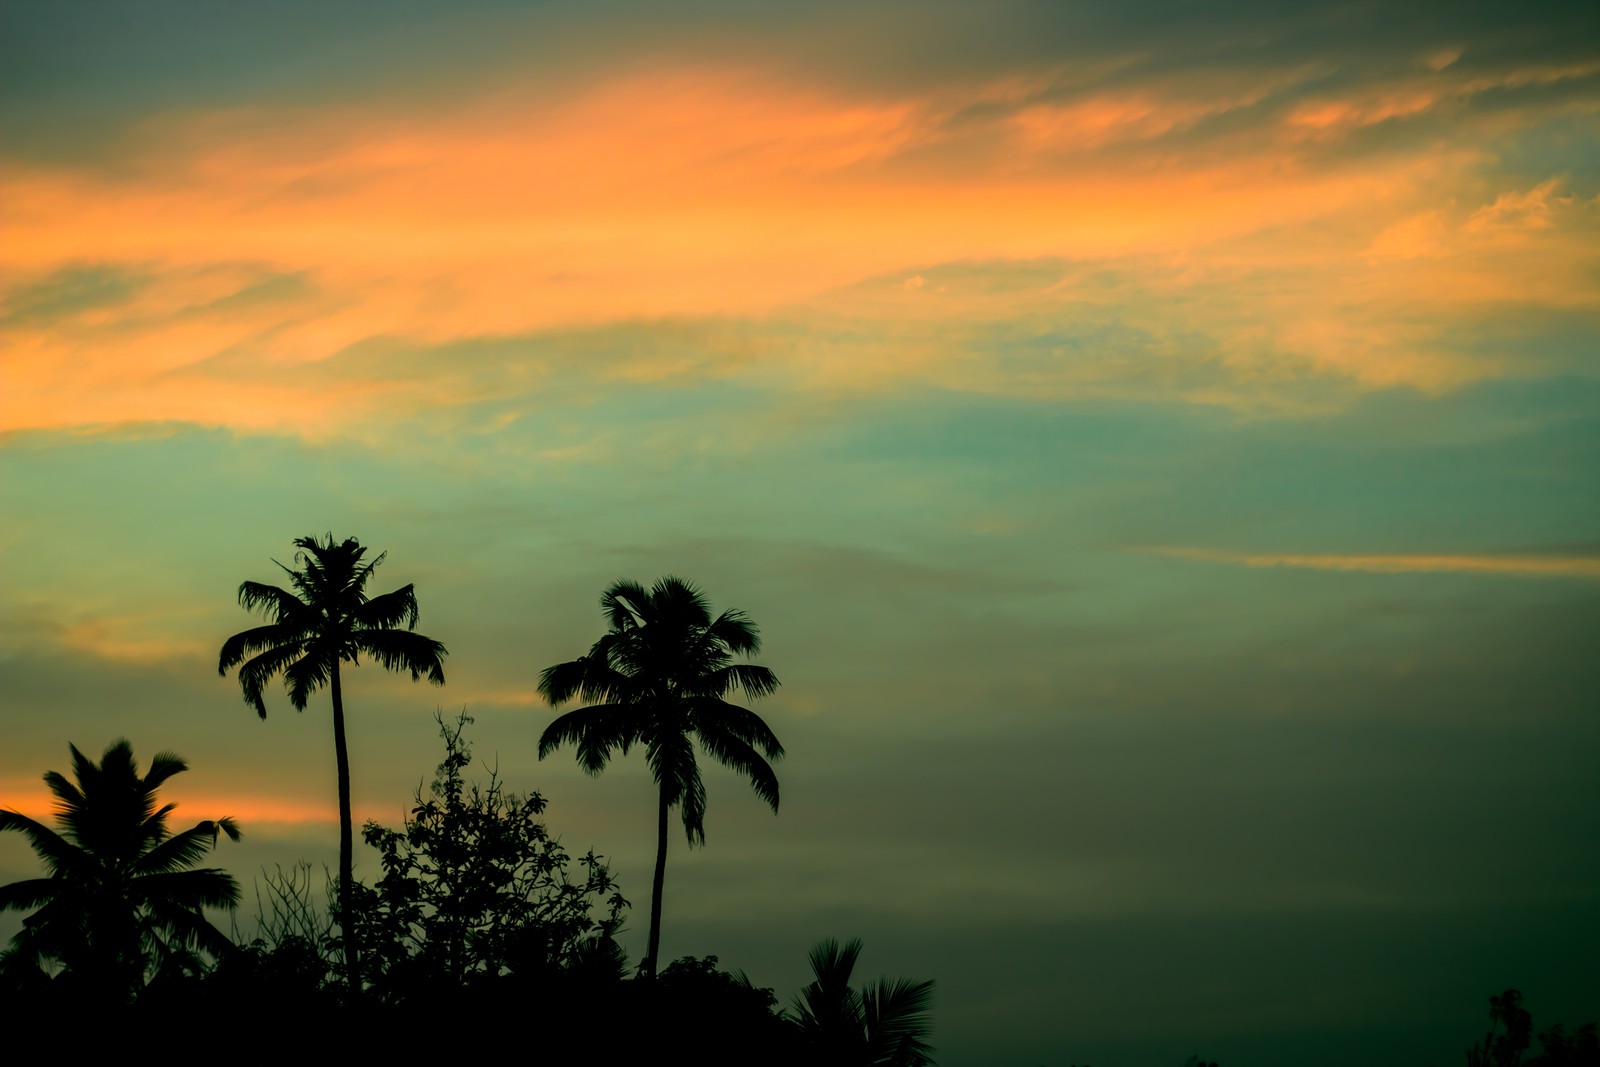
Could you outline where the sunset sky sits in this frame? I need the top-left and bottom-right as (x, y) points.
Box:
(2, 2), (1597, 1062)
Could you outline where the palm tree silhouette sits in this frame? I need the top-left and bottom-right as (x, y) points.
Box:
(0, 740), (241, 1000)
(218, 533), (446, 990)
(538, 576), (782, 979)
(792, 938), (936, 1066)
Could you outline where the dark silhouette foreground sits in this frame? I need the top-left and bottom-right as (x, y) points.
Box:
(1460, 988), (1598, 1067)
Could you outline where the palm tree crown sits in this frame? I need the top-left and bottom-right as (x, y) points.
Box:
(218, 534), (447, 717)
(792, 938), (937, 1067)
(538, 576), (782, 977)
(0, 740), (241, 999)
(218, 533), (446, 990)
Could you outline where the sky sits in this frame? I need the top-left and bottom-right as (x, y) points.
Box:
(2, 1), (1598, 1062)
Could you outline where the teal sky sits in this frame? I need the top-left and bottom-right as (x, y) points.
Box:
(3, 3), (1598, 1063)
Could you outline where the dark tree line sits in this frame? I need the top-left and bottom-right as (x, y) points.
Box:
(1, 720), (934, 1064)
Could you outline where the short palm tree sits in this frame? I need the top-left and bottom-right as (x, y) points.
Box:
(538, 576), (782, 979)
(792, 938), (937, 1066)
(218, 533), (447, 990)
(0, 740), (241, 1000)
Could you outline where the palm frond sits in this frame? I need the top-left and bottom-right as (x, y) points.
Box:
(140, 894), (236, 957)
(206, 816), (242, 843)
(236, 580), (309, 622)
(653, 575), (713, 629)
(601, 579), (652, 631)
(646, 730), (707, 845)
(133, 825), (217, 876)
(354, 627), (447, 683)
(808, 937), (863, 990)
(40, 770), (84, 814)
(235, 642), (308, 716)
(347, 546), (387, 598)
(707, 607), (762, 655)
(538, 657), (590, 706)
(133, 869), (242, 912)
(689, 696), (786, 759)
(679, 766), (708, 847)
(794, 937), (867, 1039)
(539, 705), (640, 772)
(282, 648), (333, 710)
(69, 742), (102, 797)
(143, 751), (189, 793)
(701, 662), (780, 701)
(540, 651), (632, 706)
(0, 878), (63, 912)
(864, 976), (937, 1066)
(0, 810), (81, 873)
(693, 722), (780, 812)
(218, 622), (305, 674)
(354, 584), (420, 631)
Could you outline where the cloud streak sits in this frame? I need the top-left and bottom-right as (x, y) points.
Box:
(1143, 546), (1600, 580)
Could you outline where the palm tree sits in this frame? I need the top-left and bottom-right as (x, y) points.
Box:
(791, 938), (936, 1067)
(218, 533), (447, 990)
(538, 576), (782, 979)
(0, 740), (242, 1001)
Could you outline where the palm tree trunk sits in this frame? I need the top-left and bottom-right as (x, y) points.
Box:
(331, 661), (360, 993)
(646, 782), (670, 979)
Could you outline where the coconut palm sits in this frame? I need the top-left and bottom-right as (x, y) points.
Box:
(218, 533), (447, 990)
(538, 576), (782, 979)
(0, 740), (241, 1001)
(791, 938), (936, 1067)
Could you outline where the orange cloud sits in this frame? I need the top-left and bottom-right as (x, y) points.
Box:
(1142, 547), (1600, 580)
(0, 790), (342, 827)
(3, 61), (1596, 435)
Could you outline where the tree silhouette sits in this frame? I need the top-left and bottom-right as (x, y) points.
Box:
(349, 711), (627, 999)
(0, 740), (241, 1002)
(1469, 989), (1535, 1067)
(538, 576), (781, 978)
(218, 533), (446, 990)
(1462, 988), (1600, 1067)
(791, 937), (936, 1066)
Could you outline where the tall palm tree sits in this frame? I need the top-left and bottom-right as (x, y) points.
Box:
(538, 576), (782, 979)
(218, 533), (446, 991)
(0, 740), (241, 1000)
(791, 938), (937, 1066)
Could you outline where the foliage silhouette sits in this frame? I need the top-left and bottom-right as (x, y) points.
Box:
(538, 575), (781, 978)
(249, 860), (337, 955)
(344, 710), (627, 1000)
(1463, 989), (1600, 1067)
(207, 860), (342, 1009)
(791, 937), (936, 1066)
(0, 740), (241, 1003)
(218, 532), (447, 990)
(1470, 989), (1536, 1067)
(632, 954), (798, 1065)
(1529, 1022), (1600, 1067)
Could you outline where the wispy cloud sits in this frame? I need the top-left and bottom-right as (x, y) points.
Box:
(3, 41), (1596, 437)
(1141, 546), (1600, 580)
